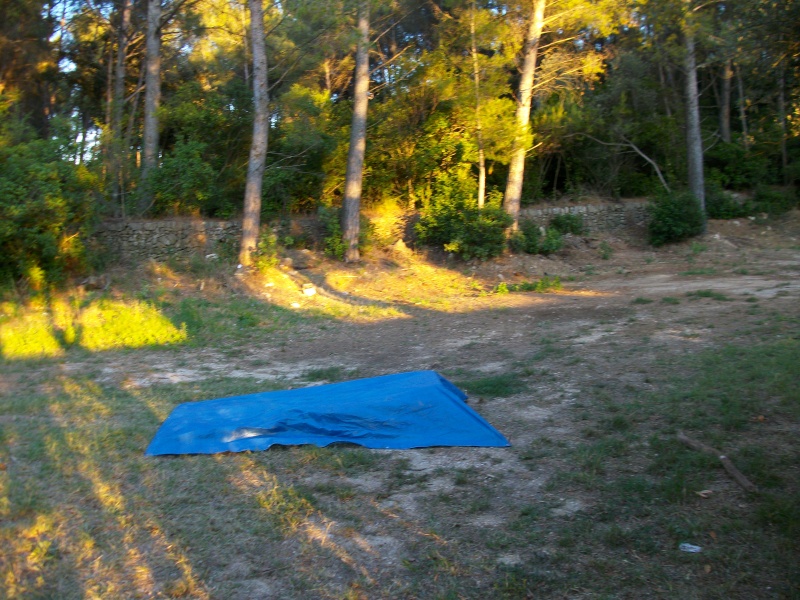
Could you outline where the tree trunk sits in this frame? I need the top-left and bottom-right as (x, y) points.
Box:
(736, 65), (749, 150)
(777, 61), (789, 184)
(239, 0), (270, 266)
(684, 24), (705, 218)
(470, 1), (486, 209)
(341, 1), (370, 263)
(140, 0), (162, 214)
(503, 0), (546, 229)
(112, 0), (132, 216)
(719, 58), (732, 143)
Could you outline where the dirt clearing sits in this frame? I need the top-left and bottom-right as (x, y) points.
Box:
(1, 212), (798, 599)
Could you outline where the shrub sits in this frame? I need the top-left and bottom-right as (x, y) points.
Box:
(0, 132), (98, 285)
(253, 230), (279, 273)
(751, 185), (796, 216)
(705, 143), (771, 190)
(416, 195), (512, 261)
(509, 220), (563, 255)
(550, 213), (585, 235)
(705, 182), (750, 219)
(318, 206), (346, 260)
(647, 190), (705, 246)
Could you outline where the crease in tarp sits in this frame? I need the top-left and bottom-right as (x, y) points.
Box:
(145, 370), (510, 456)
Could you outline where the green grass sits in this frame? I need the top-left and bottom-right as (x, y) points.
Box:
(455, 372), (528, 398)
(680, 267), (718, 276)
(631, 297), (654, 304)
(686, 289), (733, 301)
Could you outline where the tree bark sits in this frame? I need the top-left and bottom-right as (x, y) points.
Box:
(719, 58), (732, 143)
(112, 0), (132, 216)
(503, 0), (546, 229)
(684, 23), (705, 218)
(777, 60), (789, 184)
(470, 1), (486, 209)
(341, 0), (370, 263)
(239, 0), (270, 266)
(140, 0), (162, 214)
(736, 65), (749, 150)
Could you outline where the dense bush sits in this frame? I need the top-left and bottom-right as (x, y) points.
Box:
(751, 185), (797, 216)
(549, 213), (585, 235)
(705, 143), (772, 190)
(705, 183), (751, 219)
(0, 125), (99, 286)
(416, 185), (512, 260)
(508, 220), (564, 255)
(647, 190), (705, 246)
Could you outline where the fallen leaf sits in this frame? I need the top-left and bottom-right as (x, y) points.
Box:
(709, 531), (717, 541)
(696, 489), (713, 499)
(0, 463), (6, 471)
(704, 564), (712, 574)
(750, 415), (767, 422)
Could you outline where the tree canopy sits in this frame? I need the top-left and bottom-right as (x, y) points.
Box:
(1, 0), (798, 280)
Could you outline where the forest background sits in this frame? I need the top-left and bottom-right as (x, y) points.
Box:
(1, 0), (798, 286)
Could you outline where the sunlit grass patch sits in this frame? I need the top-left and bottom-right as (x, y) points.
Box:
(78, 299), (187, 351)
(0, 296), (187, 359)
(0, 312), (64, 359)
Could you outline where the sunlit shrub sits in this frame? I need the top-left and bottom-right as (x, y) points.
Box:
(0, 129), (98, 285)
(417, 200), (512, 261)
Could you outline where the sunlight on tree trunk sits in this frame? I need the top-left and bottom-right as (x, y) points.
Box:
(470, 1), (486, 209)
(140, 0), (162, 215)
(111, 0), (132, 216)
(504, 0), (546, 230)
(239, 0), (269, 267)
(341, 0), (370, 263)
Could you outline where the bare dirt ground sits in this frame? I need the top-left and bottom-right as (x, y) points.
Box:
(5, 211), (800, 598)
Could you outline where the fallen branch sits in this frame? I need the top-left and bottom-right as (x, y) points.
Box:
(677, 431), (758, 493)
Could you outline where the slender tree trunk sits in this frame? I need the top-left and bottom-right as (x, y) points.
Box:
(684, 24), (705, 217)
(140, 0), (162, 214)
(777, 61), (789, 184)
(503, 0), (546, 229)
(239, 0), (270, 266)
(736, 65), (749, 150)
(341, 1), (370, 263)
(112, 0), (132, 216)
(719, 58), (732, 143)
(470, 1), (486, 208)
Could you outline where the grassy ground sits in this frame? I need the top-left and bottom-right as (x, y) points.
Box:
(1, 234), (799, 598)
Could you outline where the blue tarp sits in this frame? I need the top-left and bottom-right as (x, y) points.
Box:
(145, 370), (509, 456)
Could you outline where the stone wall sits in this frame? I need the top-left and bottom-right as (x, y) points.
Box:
(95, 218), (242, 262)
(519, 200), (649, 233)
(95, 201), (650, 261)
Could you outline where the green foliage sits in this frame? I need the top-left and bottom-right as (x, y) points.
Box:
(509, 220), (564, 256)
(0, 114), (98, 285)
(253, 230), (279, 273)
(150, 139), (219, 216)
(416, 180), (512, 260)
(705, 143), (771, 190)
(494, 276), (563, 294)
(318, 206), (346, 260)
(647, 191), (704, 247)
(751, 185), (796, 216)
(549, 213), (585, 235)
(705, 183), (750, 219)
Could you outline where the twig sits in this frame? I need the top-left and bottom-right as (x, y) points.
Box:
(676, 431), (758, 493)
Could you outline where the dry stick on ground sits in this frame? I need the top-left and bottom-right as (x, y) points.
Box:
(677, 431), (758, 493)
